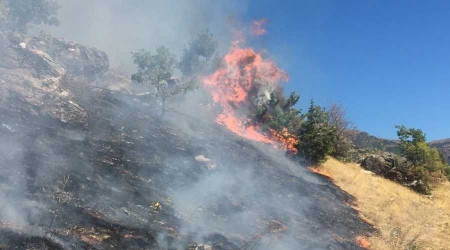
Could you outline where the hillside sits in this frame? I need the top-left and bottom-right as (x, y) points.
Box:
(349, 130), (399, 154)
(314, 158), (450, 250)
(0, 31), (374, 249)
(350, 131), (450, 164)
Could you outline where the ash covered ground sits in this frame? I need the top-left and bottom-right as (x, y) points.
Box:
(0, 30), (373, 249)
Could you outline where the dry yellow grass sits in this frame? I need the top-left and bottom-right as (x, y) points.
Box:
(315, 158), (450, 250)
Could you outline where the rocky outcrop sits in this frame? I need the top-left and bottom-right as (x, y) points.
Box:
(361, 153), (406, 180)
(361, 153), (430, 194)
(0, 31), (129, 128)
(349, 130), (399, 154)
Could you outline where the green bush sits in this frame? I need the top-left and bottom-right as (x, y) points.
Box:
(444, 166), (450, 181)
(408, 166), (432, 194)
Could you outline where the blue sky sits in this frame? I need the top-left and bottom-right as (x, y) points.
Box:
(243, 0), (450, 141)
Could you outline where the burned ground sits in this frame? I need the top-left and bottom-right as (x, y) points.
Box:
(0, 31), (374, 249)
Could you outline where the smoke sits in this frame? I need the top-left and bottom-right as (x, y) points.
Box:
(251, 18), (269, 37)
(0, 1), (372, 249)
(40, 0), (249, 70)
(155, 107), (324, 249)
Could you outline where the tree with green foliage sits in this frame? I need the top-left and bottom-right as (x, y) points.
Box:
(250, 91), (303, 134)
(396, 125), (450, 190)
(178, 30), (219, 78)
(396, 125), (429, 167)
(298, 100), (336, 164)
(131, 46), (177, 116)
(1, 0), (59, 32)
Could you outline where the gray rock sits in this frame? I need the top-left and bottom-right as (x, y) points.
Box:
(361, 153), (430, 193)
(0, 31), (128, 128)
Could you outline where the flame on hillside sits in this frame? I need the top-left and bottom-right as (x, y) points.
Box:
(203, 21), (299, 154)
(270, 128), (299, 154)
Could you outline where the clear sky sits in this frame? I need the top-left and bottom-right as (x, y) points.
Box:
(243, 0), (450, 141)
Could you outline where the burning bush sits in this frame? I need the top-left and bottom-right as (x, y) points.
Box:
(202, 45), (291, 147)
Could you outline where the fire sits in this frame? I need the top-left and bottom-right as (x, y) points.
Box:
(269, 128), (299, 154)
(203, 47), (285, 145)
(355, 236), (371, 249)
(251, 18), (269, 36)
(203, 20), (299, 154)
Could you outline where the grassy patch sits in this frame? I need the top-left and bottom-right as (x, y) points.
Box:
(314, 158), (450, 250)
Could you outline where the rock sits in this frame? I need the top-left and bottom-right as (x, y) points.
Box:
(195, 155), (211, 163)
(361, 154), (389, 175)
(0, 30), (129, 128)
(363, 153), (403, 181)
(361, 152), (408, 181)
(361, 153), (430, 194)
(27, 33), (109, 79)
(189, 244), (212, 250)
(195, 155), (217, 170)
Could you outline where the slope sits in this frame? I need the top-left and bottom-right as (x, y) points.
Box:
(0, 31), (373, 249)
(316, 158), (450, 250)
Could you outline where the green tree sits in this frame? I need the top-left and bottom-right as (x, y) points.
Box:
(249, 91), (303, 134)
(2, 0), (59, 32)
(395, 125), (449, 190)
(298, 100), (336, 164)
(178, 30), (218, 78)
(131, 46), (177, 116)
(396, 125), (428, 167)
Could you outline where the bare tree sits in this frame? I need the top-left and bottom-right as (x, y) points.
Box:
(328, 103), (355, 159)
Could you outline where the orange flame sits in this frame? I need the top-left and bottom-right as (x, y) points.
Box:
(269, 128), (299, 154)
(355, 236), (371, 249)
(251, 18), (269, 36)
(203, 24), (301, 154)
(203, 47), (286, 144)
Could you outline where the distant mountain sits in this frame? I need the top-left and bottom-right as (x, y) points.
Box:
(350, 130), (450, 164)
(349, 130), (400, 154)
(430, 139), (450, 164)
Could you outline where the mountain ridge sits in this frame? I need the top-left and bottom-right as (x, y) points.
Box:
(350, 130), (450, 164)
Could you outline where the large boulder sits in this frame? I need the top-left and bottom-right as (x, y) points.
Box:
(361, 153), (405, 181)
(0, 31), (128, 128)
(27, 33), (109, 79)
(361, 153), (430, 194)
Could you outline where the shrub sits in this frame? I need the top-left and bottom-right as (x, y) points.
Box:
(298, 100), (336, 164)
(444, 166), (450, 181)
